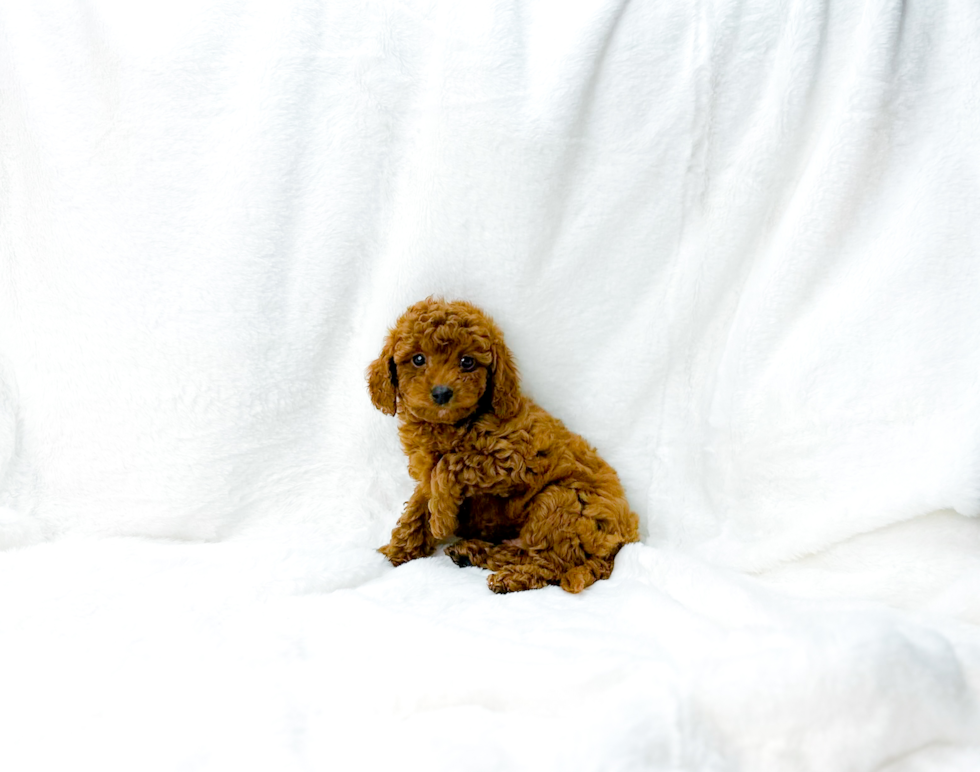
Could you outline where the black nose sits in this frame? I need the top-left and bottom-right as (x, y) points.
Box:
(431, 385), (453, 405)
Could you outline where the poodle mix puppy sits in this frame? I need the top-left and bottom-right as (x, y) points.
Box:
(367, 298), (639, 594)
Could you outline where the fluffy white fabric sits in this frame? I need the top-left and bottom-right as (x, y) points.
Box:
(1, 1), (979, 770)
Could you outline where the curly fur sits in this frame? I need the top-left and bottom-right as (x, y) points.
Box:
(367, 298), (640, 594)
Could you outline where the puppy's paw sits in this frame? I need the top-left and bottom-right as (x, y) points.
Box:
(444, 539), (492, 568)
(487, 565), (551, 594)
(444, 544), (472, 568)
(559, 565), (593, 594)
(378, 541), (428, 567)
(378, 543), (407, 566)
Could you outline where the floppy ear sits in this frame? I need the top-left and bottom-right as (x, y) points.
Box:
(366, 339), (398, 416)
(490, 340), (521, 420)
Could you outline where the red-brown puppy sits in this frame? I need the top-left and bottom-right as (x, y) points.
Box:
(367, 298), (639, 593)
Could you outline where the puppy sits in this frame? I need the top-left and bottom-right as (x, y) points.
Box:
(367, 298), (639, 593)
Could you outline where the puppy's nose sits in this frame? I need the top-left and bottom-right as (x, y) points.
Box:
(431, 385), (453, 405)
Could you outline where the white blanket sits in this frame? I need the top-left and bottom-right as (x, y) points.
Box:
(2, 1), (979, 769)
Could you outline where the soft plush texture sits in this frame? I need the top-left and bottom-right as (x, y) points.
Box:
(368, 298), (640, 593)
(1, 0), (979, 770)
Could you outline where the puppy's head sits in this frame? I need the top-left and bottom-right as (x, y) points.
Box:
(366, 298), (520, 423)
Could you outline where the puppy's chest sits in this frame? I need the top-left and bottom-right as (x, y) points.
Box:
(409, 425), (537, 483)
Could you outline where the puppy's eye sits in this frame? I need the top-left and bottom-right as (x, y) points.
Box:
(459, 356), (476, 372)
(412, 354), (426, 367)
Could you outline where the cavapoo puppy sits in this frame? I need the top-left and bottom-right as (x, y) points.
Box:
(367, 298), (639, 593)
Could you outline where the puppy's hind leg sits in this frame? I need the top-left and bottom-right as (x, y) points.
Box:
(486, 551), (609, 594)
(500, 484), (614, 593)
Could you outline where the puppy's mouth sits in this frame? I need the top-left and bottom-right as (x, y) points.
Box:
(426, 406), (473, 424)
(406, 400), (477, 424)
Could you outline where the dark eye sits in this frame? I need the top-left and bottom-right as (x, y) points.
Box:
(459, 356), (476, 372)
(412, 354), (426, 367)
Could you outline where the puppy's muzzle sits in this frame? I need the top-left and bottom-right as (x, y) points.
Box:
(431, 385), (453, 405)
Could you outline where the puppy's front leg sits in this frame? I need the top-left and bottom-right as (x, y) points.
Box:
(428, 456), (464, 540)
(379, 485), (438, 566)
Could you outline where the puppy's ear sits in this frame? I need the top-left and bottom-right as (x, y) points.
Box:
(490, 340), (521, 420)
(367, 339), (398, 416)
